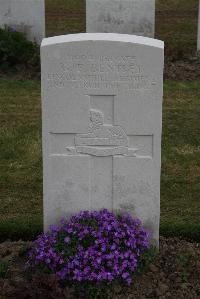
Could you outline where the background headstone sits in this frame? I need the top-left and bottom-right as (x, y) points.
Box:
(41, 33), (164, 246)
(86, 0), (155, 37)
(0, 0), (45, 44)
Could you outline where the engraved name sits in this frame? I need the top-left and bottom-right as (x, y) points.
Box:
(46, 54), (154, 90)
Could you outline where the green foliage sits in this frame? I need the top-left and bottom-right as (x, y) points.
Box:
(179, 254), (189, 282)
(0, 260), (11, 278)
(0, 26), (40, 72)
(134, 246), (158, 276)
(72, 280), (115, 299)
(0, 216), (42, 242)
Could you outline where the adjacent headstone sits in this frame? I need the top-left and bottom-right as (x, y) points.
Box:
(198, 0), (200, 51)
(0, 0), (45, 44)
(41, 33), (164, 246)
(86, 0), (155, 37)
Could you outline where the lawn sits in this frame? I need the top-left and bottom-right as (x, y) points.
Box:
(45, 0), (85, 36)
(0, 80), (42, 240)
(0, 80), (199, 240)
(156, 0), (199, 58)
(161, 82), (200, 239)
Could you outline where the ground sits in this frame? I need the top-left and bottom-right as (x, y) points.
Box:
(0, 237), (199, 298)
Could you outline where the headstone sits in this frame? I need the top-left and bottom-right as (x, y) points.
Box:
(86, 0), (155, 37)
(0, 0), (45, 44)
(41, 33), (164, 246)
(198, 0), (200, 51)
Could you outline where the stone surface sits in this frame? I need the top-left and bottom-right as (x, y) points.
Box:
(86, 0), (155, 37)
(198, 0), (200, 51)
(41, 33), (164, 246)
(0, 0), (45, 44)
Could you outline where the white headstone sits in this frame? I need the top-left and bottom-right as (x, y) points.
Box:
(198, 0), (200, 51)
(86, 0), (155, 37)
(41, 33), (164, 246)
(0, 0), (45, 44)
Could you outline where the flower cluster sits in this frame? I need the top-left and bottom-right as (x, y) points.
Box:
(28, 209), (150, 285)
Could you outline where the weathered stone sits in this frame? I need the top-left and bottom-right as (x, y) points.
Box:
(0, 0), (45, 44)
(86, 0), (155, 37)
(41, 33), (164, 246)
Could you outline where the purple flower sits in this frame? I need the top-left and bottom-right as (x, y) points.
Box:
(64, 236), (70, 243)
(122, 272), (129, 279)
(10, 26), (17, 32)
(27, 209), (150, 286)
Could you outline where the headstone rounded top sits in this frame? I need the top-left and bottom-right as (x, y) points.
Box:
(41, 33), (164, 49)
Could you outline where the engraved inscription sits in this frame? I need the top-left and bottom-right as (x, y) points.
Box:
(46, 54), (155, 90)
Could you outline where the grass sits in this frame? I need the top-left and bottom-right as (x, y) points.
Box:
(0, 80), (199, 241)
(162, 83), (200, 194)
(45, 0), (199, 59)
(0, 80), (42, 238)
(45, 0), (86, 37)
(161, 82), (200, 239)
(156, 0), (199, 58)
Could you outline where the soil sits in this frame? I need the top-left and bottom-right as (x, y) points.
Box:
(164, 56), (200, 82)
(0, 236), (199, 299)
